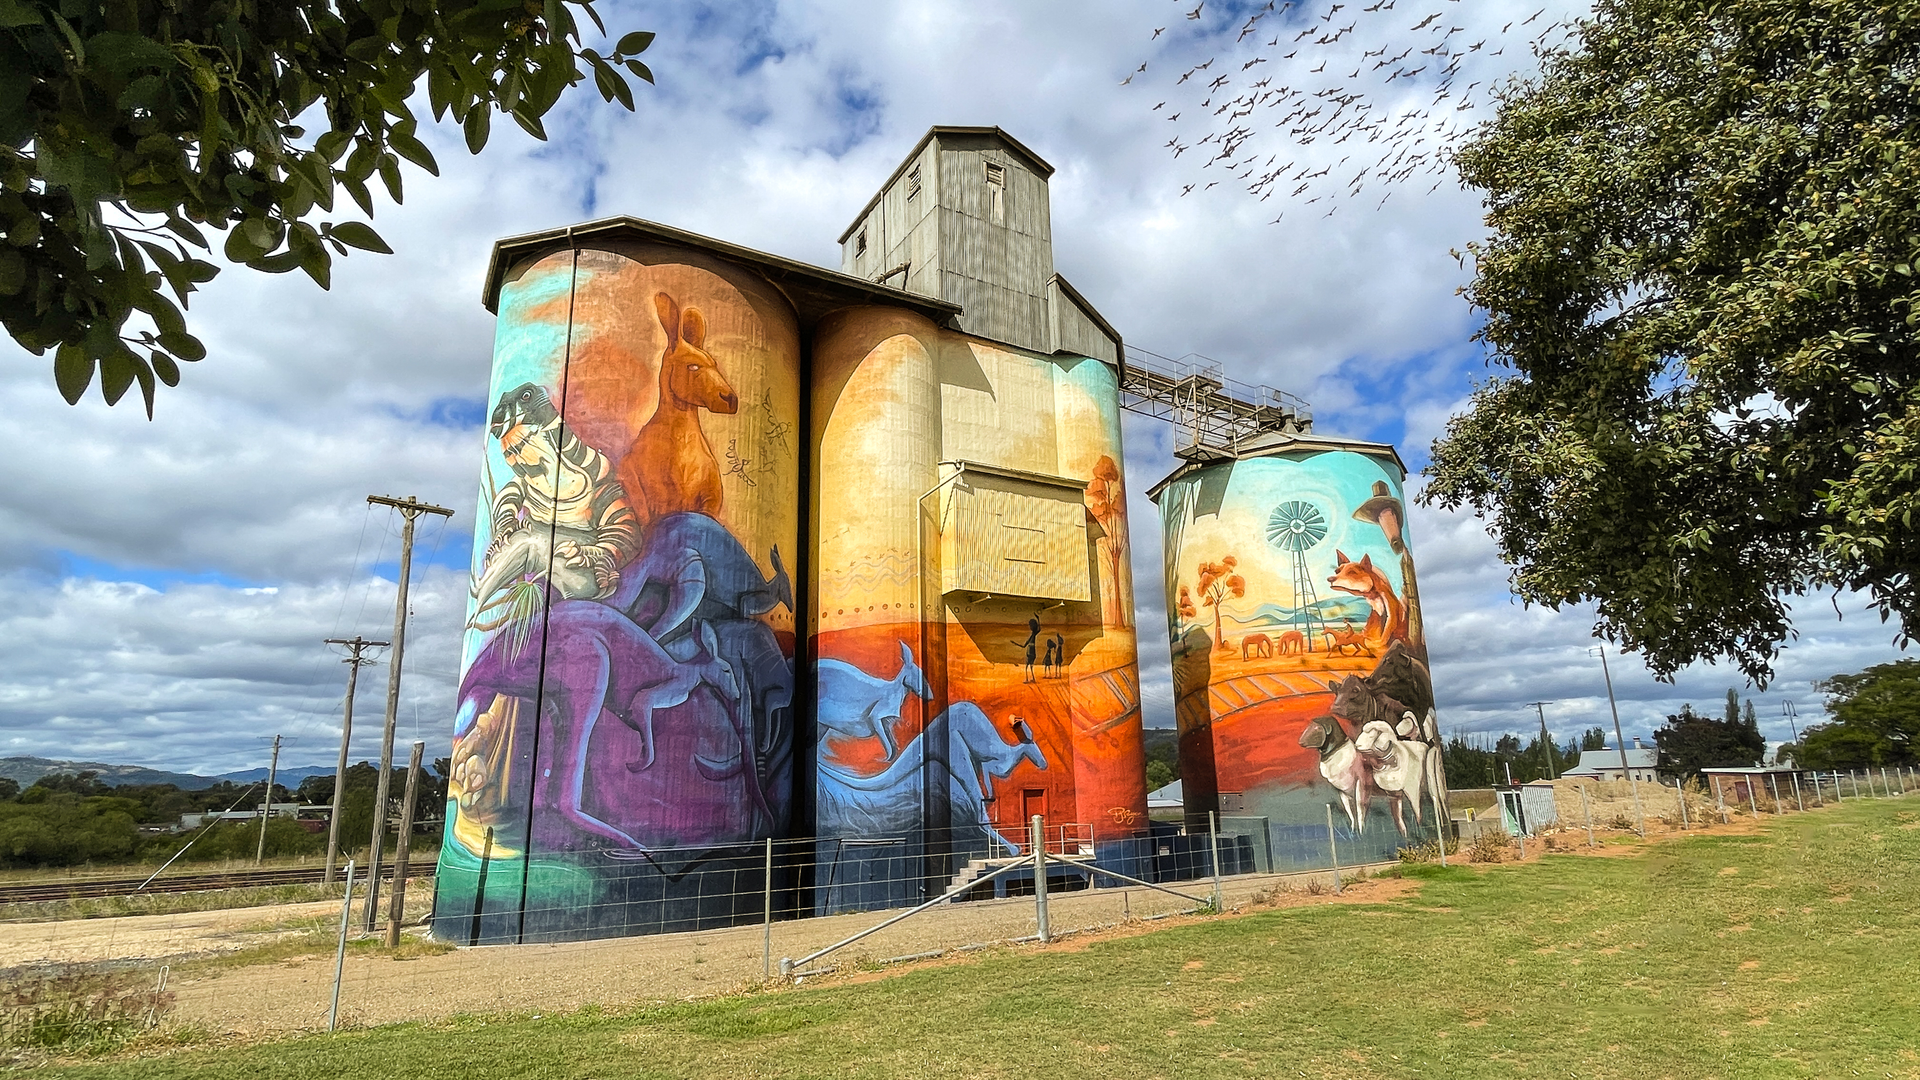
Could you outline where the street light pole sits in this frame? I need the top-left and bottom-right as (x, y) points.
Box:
(1782, 701), (1800, 743)
(1593, 643), (1646, 837)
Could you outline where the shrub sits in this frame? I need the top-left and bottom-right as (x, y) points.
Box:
(0, 968), (174, 1054)
(1467, 830), (1514, 863)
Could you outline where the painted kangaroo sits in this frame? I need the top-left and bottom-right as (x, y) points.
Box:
(815, 641), (930, 761)
(1327, 550), (1408, 649)
(817, 702), (1047, 851)
(620, 292), (739, 528)
(453, 600), (738, 848)
(1241, 633), (1273, 660)
(605, 512), (794, 642)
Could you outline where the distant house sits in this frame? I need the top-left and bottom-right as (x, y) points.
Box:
(1562, 739), (1661, 783)
(1146, 780), (1183, 813)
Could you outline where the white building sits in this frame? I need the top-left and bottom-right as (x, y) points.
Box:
(1562, 739), (1661, 783)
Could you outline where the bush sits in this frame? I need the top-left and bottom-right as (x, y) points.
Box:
(0, 968), (174, 1053)
(1466, 830), (1514, 863)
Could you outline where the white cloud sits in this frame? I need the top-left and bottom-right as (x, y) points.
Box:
(1, 0), (1904, 772)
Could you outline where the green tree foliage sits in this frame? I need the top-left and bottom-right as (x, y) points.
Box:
(1444, 732), (1583, 788)
(1794, 658), (1920, 767)
(0, 793), (139, 867)
(1426, 0), (1920, 684)
(1653, 700), (1767, 779)
(1, 0), (654, 413)
(1580, 727), (1607, 752)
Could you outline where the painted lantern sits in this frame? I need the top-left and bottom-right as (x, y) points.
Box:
(1153, 448), (1444, 870)
(434, 242), (801, 943)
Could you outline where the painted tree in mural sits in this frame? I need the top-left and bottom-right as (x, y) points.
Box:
(1195, 555), (1244, 652)
(1176, 584), (1197, 624)
(1085, 454), (1129, 627)
(1, 1), (655, 413)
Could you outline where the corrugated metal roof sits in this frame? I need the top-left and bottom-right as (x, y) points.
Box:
(1562, 748), (1660, 775)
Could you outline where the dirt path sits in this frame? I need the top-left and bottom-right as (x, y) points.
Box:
(0, 901), (342, 968)
(158, 865), (1398, 1035)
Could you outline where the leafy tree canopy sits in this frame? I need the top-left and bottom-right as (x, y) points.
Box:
(1792, 657), (1920, 767)
(1653, 700), (1766, 778)
(1426, 0), (1920, 684)
(1, 0), (654, 413)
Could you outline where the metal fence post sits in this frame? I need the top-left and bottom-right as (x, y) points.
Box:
(1580, 785), (1595, 847)
(1792, 773), (1804, 812)
(329, 859), (356, 1034)
(1031, 815), (1050, 944)
(1748, 780), (1761, 819)
(1674, 780), (1688, 829)
(1208, 811), (1224, 911)
(1767, 774), (1783, 814)
(1324, 804), (1342, 894)
(762, 835), (774, 979)
(1714, 776), (1729, 823)
(1883, 768), (1893, 796)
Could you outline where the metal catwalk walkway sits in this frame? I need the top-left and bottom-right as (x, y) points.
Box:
(1118, 346), (1312, 462)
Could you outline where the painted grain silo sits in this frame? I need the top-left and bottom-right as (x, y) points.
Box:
(1149, 434), (1445, 871)
(436, 227), (811, 944)
(433, 127), (1149, 944)
(811, 128), (1149, 911)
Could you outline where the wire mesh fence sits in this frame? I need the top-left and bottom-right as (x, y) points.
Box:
(4, 775), (1916, 1048)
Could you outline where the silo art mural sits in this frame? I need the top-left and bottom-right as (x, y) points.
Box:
(1154, 449), (1443, 868)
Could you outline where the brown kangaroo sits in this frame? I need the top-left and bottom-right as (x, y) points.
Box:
(1241, 633), (1273, 660)
(620, 293), (740, 529)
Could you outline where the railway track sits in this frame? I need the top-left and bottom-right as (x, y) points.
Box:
(0, 863), (428, 904)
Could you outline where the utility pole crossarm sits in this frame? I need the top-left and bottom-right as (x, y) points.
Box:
(366, 494), (455, 519)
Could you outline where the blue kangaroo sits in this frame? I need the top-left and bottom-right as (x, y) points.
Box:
(815, 640), (930, 761)
(605, 512), (793, 642)
(817, 702), (1047, 851)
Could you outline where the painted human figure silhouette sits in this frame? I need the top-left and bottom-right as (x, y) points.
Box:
(1017, 616), (1041, 682)
(1051, 633), (1066, 678)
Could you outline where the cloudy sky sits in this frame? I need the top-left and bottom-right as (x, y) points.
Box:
(2, 0), (1904, 776)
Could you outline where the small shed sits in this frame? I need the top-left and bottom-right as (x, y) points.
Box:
(1700, 766), (1810, 810)
(1497, 781), (1559, 837)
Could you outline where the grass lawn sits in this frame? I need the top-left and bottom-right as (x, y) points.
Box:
(44, 798), (1920, 1079)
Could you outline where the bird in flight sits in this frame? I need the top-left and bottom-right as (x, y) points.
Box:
(1187, 0), (1205, 19)
(1152, 26), (1166, 38)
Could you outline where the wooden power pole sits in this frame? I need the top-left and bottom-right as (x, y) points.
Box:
(385, 740), (426, 948)
(363, 494), (453, 932)
(322, 636), (387, 886)
(255, 734), (281, 864)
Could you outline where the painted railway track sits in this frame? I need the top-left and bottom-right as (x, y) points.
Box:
(0, 863), (427, 904)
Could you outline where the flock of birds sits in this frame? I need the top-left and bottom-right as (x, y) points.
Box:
(1126, 0), (1582, 221)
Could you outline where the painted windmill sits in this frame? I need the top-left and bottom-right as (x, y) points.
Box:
(1266, 500), (1331, 653)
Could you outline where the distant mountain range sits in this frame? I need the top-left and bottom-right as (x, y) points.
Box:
(0, 756), (336, 790)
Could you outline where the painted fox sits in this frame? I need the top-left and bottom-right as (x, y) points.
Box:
(1327, 550), (1409, 649)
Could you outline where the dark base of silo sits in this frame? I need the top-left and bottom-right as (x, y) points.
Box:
(432, 843), (781, 945)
